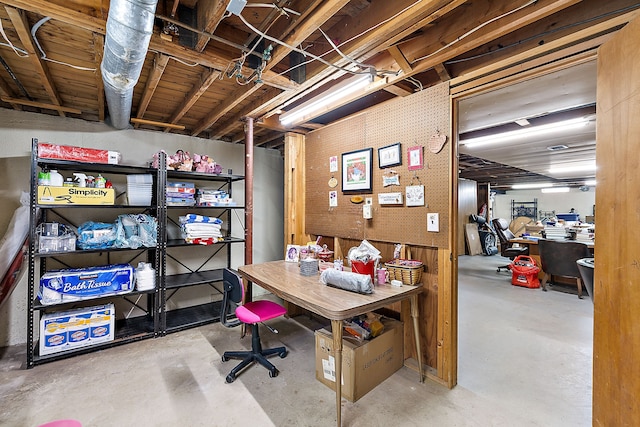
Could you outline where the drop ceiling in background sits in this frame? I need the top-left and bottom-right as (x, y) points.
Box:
(458, 61), (597, 189)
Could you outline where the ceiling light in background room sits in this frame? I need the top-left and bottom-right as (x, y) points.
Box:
(512, 182), (553, 189)
(541, 187), (570, 193)
(459, 117), (589, 148)
(279, 74), (373, 126)
(584, 179), (597, 186)
(548, 163), (596, 174)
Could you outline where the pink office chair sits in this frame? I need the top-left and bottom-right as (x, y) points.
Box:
(220, 268), (288, 383)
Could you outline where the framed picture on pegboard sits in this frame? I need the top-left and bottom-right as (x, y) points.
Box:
(378, 142), (402, 168)
(342, 148), (373, 193)
(407, 145), (423, 171)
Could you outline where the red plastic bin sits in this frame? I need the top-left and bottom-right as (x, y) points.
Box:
(509, 255), (540, 288)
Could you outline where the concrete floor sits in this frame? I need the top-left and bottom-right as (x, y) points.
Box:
(0, 255), (593, 426)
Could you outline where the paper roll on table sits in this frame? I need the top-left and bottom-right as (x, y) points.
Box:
(319, 269), (373, 294)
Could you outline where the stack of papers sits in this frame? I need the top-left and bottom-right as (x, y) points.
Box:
(543, 226), (567, 240)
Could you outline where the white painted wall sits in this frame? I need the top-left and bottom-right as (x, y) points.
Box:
(0, 109), (284, 347)
(492, 188), (596, 223)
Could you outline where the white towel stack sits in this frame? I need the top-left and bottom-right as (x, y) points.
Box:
(179, 214), (224, 244)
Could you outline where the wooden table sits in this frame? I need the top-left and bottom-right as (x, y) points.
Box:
(239, 260), (424, 427)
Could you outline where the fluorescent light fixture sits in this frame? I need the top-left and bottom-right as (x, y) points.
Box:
(279, 75), (371, 126)
(512, 182), (553, 189)
(541, 187), (570, 193)
(548, 163), (596, 174)
(460, 117), (589, 148)
(584, 179), (596, 186)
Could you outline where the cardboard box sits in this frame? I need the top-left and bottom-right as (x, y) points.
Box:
(38, 186), (115, 205)
(315, 318), (403, 402)
(39, 304), (115, 356)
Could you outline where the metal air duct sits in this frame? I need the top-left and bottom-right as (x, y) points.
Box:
(101, 0), (159, 129)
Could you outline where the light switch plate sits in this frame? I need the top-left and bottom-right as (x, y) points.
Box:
(427, 213), (439, 232)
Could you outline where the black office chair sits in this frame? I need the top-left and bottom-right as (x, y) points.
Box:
(538, 239), (592, 299)
(577, 258), (595, 303)
(491, 218), (529, 272)
(220, 268), (288, 383)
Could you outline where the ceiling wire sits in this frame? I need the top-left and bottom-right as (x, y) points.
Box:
(445, 3), (640, 65)
(277, 0), (423, 77)
(0, 18), (28, 57)
(411, 0), (537, 64)
(237, 13), (379, 76)
(31, 17), (96, 71)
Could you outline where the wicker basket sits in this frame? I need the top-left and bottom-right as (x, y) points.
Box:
(384, 259), (424, 285)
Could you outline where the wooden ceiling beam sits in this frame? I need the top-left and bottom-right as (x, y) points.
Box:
(1, 96), (81, 114)
(387, 46), (412, 74)
(433, 63), (451, 82)
(210, 86), (282, 139)
(191, 83), (262, 137)
(130, 117), (185, 130)
(135, 53), (170, 127)
(1, 0), (295, 91)
(235, 1), (463, 126)
(5, 6), (66, 117)
(0, 0), (106, 33)
(164, 67), (220, 133)
(265, 0), (351, 71)
(383, 84), (412, 97)
(195, 0), (230, 52)
(0, 77), (22, 110)
(397, 0), (581, 69)
(196, 0), (349, 137)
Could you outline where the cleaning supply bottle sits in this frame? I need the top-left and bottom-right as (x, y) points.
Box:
(49, 170), (64, 187)
(95, 174), (106, 188)
(38, 169), (51, 186)
(73, 173), (87, 187)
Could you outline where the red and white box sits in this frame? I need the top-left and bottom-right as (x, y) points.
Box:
(38, 143), (121, 164)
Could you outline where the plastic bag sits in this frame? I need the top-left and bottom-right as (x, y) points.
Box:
(114, 214), (157, 249)
(77, 222), (117, 250)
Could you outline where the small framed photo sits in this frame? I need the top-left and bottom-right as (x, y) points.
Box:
(342, 148), (373, 193)
(329, 156), (338, 172)
(378, 142), (402, 168)
(407, 146), (424, 171)
(285, 245), (300, 262)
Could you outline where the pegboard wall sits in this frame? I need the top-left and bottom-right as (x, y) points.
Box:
(305, 82), (451, 248)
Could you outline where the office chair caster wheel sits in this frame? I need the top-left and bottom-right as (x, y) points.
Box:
(279, 350), (288, 358)
(269, 368), (279, 378)
(226, 374), (236, 383)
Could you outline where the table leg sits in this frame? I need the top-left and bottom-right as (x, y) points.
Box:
(410, 294), (424, 383)
(331, 319), (343, 426)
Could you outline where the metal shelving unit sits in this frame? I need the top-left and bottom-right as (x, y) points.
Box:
(161, 169), (245, 335)
(27, 139), (246, 367)
(27, 138), (162, 368)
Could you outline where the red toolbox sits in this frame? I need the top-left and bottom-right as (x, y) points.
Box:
(509, 255), (540, 288)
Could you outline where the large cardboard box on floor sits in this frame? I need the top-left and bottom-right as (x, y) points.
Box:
(315, 318), (403, 402)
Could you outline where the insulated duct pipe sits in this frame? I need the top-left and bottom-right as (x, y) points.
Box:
(101, 0), (159, 129)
